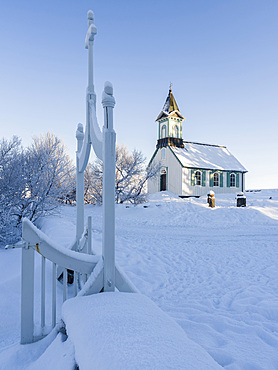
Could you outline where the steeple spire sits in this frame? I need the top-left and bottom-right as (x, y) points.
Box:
(156, 86), (184, 122)
(162, 87), (179, 114)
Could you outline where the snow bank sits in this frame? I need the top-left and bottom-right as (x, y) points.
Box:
(62, 292), (221, 369)
(27, 333), (75, 370)
(0, 326), (62, 370)
(1, 190), (278, 368)
(147, 190), (182, 203)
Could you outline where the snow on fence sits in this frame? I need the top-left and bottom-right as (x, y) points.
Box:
(20, 218), (137, 344)
(21, 218), (101, 344)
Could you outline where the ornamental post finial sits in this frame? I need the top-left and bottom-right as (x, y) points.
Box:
(87, 10), (94, 26)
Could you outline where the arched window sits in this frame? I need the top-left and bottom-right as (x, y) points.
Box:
(161, 148), (166, 160)
(230, 173), (236, 187)
(161, 125), (166, 139)
(195, 170), (202, 186)
(213, 172), (220, 187)
(174, 125), (179, 138)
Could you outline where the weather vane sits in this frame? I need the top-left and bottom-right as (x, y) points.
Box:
(169, 82), (173, 90)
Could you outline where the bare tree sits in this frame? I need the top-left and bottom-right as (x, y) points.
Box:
(84, 145), (160, 204)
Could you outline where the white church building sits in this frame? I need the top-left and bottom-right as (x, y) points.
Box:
(148, 88), (247, 197)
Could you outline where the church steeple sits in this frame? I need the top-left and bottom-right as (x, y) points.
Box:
(156, 87), (185, 149)
(162, 87), (179, 113)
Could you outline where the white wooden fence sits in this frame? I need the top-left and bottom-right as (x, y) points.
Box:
(20, 218), (137, 344)
(21, 218), (102, 344)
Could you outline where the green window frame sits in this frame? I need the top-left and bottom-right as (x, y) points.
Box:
(226, 171), (230, 187)
(195, 170), (201, 186)
(202, 170), (206, 187)
(210, 171), (223, 187)
(230, 173), (236, 187)
(213, 172), (219, 187)
(236, 173), (240, 187)
(192, 169), (207, 187)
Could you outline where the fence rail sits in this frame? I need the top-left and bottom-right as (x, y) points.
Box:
(21, 218), (101, 344)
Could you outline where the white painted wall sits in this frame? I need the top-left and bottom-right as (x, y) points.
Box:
(148, 172), (159, 194)
(166, 147), (182, 194)
(148, 147), (182, 194)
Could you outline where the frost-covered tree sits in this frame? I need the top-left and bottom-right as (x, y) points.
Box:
(0, 136), (25, 245)
(84, 163), (102, 204)
(84, 145), (160, 204)
(0, 133), (74, 247)
(13, 133), (74, 224)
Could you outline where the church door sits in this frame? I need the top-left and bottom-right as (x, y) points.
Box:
(160, 170), (167, 191)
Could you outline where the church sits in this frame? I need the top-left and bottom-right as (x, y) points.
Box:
(148, 88), (247, 197)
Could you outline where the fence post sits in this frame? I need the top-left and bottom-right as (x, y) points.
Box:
(87, 216), (92, 254)
(102, 82), (116, 292)
(21, 244), (35, 344)
(76, 124), (85, 249)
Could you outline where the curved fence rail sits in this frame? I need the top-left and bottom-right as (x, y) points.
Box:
(21, 218), (101, 344)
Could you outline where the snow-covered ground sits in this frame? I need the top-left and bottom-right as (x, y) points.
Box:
(0, 190), (278, 369)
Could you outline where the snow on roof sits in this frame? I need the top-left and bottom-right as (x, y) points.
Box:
(171, 141), (247, 172)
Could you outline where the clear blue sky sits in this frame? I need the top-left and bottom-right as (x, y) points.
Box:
(0, 0), (277, 189)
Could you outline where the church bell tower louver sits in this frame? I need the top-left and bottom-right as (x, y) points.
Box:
(156, 87), (185, 149)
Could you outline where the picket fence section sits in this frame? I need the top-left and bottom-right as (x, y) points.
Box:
(21, 218), (101, 344)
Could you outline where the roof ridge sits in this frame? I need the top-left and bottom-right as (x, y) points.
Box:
(183, 140), (226, 149)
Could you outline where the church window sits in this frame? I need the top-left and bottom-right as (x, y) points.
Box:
(174, 125), (179, 138)
(161, 125), (166, 139)
(213, 172), (220, 187)
(195, 170), (202, 186)
(230, 173), (236, 187)
(161, 148), (166, 160)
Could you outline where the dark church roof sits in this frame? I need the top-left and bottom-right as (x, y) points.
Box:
(156, 88), (184, 121)
(162, 89), (179, 113)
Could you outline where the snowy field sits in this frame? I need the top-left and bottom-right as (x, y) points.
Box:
(0, 189), (278, 369)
